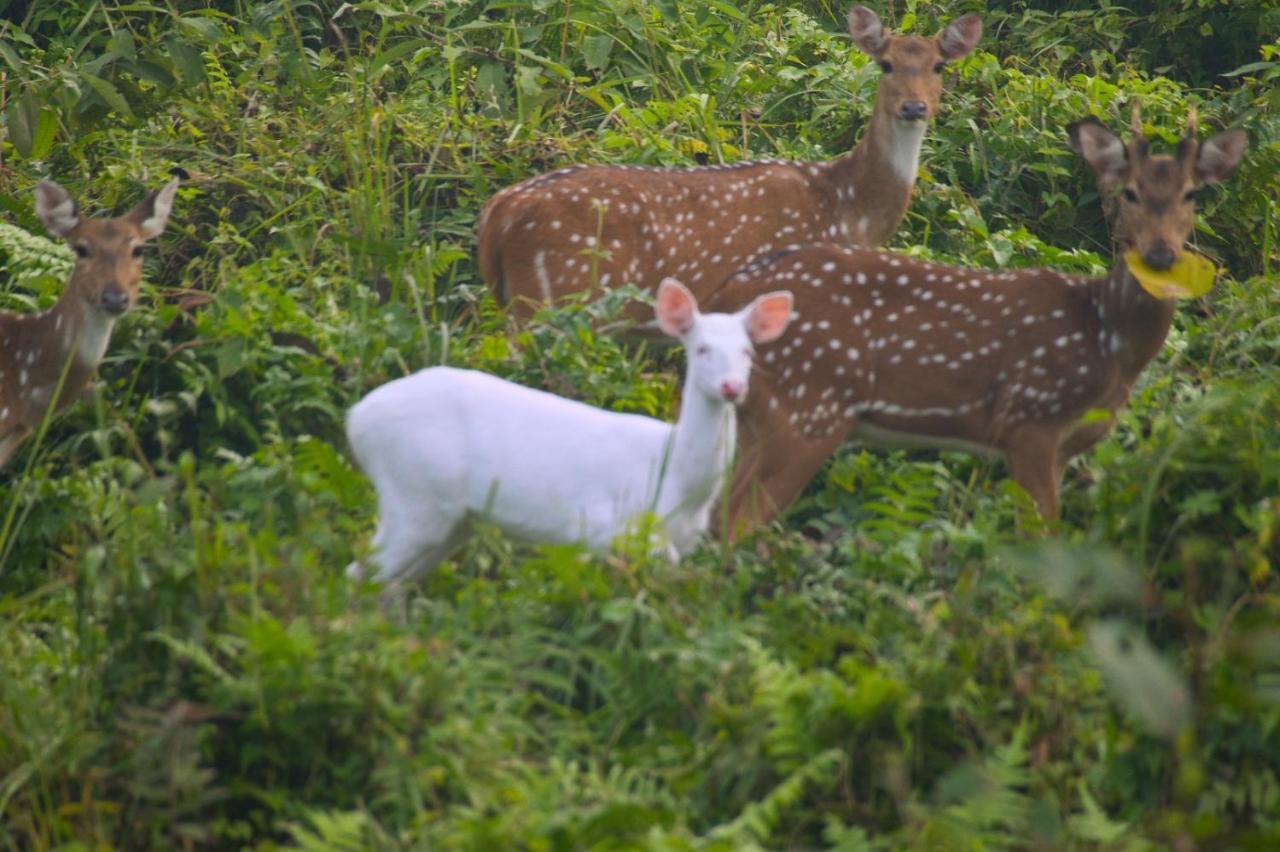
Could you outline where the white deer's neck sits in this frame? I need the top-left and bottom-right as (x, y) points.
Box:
(658, 380), (737, 517)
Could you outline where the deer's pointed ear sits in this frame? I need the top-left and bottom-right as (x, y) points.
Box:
(847, 5), (887, 56)
(656, 278), (698, 338)
(1195, 128), (1247, 185)
(742, 290), (794, 345)
(937, 14), (982, 60)
(35, 180), (80, 237)
(1068, 117), (1128, 188)
(130, 178), (179, 240)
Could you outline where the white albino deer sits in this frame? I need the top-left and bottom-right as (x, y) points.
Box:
(346, 279), (793, 586)
(476, 5), (981, 319)
(0, 179), (179, 469)
(700, 107), (1247, 531)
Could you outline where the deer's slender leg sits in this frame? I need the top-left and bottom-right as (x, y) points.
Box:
(1003, 426), (1062, 522)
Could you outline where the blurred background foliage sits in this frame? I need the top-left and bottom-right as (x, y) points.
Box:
(0, 0), (1277, 847)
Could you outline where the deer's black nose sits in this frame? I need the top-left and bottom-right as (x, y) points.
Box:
(1143, 243), (1177, 271)
(899, 101), (928, 121)
(100, 288), (129, 315)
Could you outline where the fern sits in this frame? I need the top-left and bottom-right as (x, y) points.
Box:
(712, 747), (845, 845)
(916, 723), (1035, 849)
(0, 221), (73, 293)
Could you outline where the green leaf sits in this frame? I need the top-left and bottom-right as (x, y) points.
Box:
(0, 39), (23, 72)
(80, 72), (135, 119)
(30, 106), (58, 160)
(166, 37), (206, 86)
(368, 37), (431, 78)
(1222, 60), (1276, 77)
(110, 30), (137, 61)
(4, 94), (35, 157)
(178, 16), (223, 43)
(582, 34), (614, 71)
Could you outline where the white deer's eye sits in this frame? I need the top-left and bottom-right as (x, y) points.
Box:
(696, 345), (710, 355)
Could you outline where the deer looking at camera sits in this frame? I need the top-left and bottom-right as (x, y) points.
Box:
(702, 107), (1246, 532)
(476, 5), (982, 320)
(346, 280), (793, 588)
(0, 179), (178, 469)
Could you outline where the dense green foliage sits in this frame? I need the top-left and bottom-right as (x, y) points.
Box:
(1, 0), (1277, 847)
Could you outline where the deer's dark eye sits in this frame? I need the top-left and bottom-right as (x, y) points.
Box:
(696, 345), (710, 355)
(74, 244), (90, 258)
(1122, 188), (1138, 203)
(933, 62), (946, 73)
(879, 61), (893, 74)
(131, 245), (144, 258)
(1183, 189), (1199, 202)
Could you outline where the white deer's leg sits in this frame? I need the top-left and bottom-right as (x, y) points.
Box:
(362, 511), (465, 585)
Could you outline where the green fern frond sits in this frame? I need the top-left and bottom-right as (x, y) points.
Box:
(0, 221), (73, 293)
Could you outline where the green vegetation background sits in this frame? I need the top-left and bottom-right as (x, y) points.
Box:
(0, 0), (1277, 847)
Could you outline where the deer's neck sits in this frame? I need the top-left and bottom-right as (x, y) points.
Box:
(658, 382), (737, 517)
(1090, 263), (1176, 379)
(830, 110), (923, 246)
(3, 292), (115, 416)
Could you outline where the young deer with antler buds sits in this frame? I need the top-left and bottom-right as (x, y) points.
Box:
(703, 108), (1247, 530)
(477, 5), (981, 319)
(0, 179), (178, 469)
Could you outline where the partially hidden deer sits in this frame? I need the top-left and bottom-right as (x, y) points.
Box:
(476, 5), (981, 321)
(701, 107), (1246, 531)
(345, 279), (793, 588)
(0, 178), (179, 469)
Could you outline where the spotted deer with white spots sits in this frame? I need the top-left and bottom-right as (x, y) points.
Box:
(0, 179), (178, 469)
(704, 108), (1247, 529)
(476, 5), (981, 321)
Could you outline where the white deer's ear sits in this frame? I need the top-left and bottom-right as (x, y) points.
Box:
(1195, 128), (1248, 185)
(742, 290), (794, 345)
(847, 5), (887, 56)
(130, 178), (179, 240)
(35, 180), (80, 237)
(937, 14), (982, 60)
(656, 278), (698, 338)
(1068, 117), (1128, 188)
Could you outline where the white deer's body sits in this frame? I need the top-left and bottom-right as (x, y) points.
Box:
(475, 6), (981, 320)
(347, 281), (793, 586)
(348, 366), (733, 558)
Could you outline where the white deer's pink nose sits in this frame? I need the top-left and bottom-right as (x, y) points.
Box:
(720, 379), (745, 401)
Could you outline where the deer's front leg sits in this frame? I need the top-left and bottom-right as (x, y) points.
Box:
(722, 386), (845, 541)
(1003, 426), (1062, 523)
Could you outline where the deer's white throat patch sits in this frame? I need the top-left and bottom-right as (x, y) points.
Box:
(887, 121), (927, 185)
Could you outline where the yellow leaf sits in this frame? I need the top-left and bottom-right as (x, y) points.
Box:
(1124, 249), (1217, 299)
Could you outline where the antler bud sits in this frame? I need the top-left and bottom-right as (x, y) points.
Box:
(1128, 101), (1150, 162)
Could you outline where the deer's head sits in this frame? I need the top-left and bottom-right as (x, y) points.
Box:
(848, 5), (982, 125)
(1068, 107), (1247, 271)
(656, 278), (793, 405)
(35, 179), (179, 316)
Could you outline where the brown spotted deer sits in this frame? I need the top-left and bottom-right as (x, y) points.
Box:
(702, 108), (1247, 531)
(0, 178), (178, 469)
(476, 5), (981, 321)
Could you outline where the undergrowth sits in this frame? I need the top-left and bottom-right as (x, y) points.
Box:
(0, 0), (1277, 848)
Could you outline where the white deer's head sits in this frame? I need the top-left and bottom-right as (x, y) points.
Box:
(655, 278), (793, 404)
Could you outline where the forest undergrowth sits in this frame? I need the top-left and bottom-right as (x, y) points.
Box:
(0, 1), (1278, 848)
